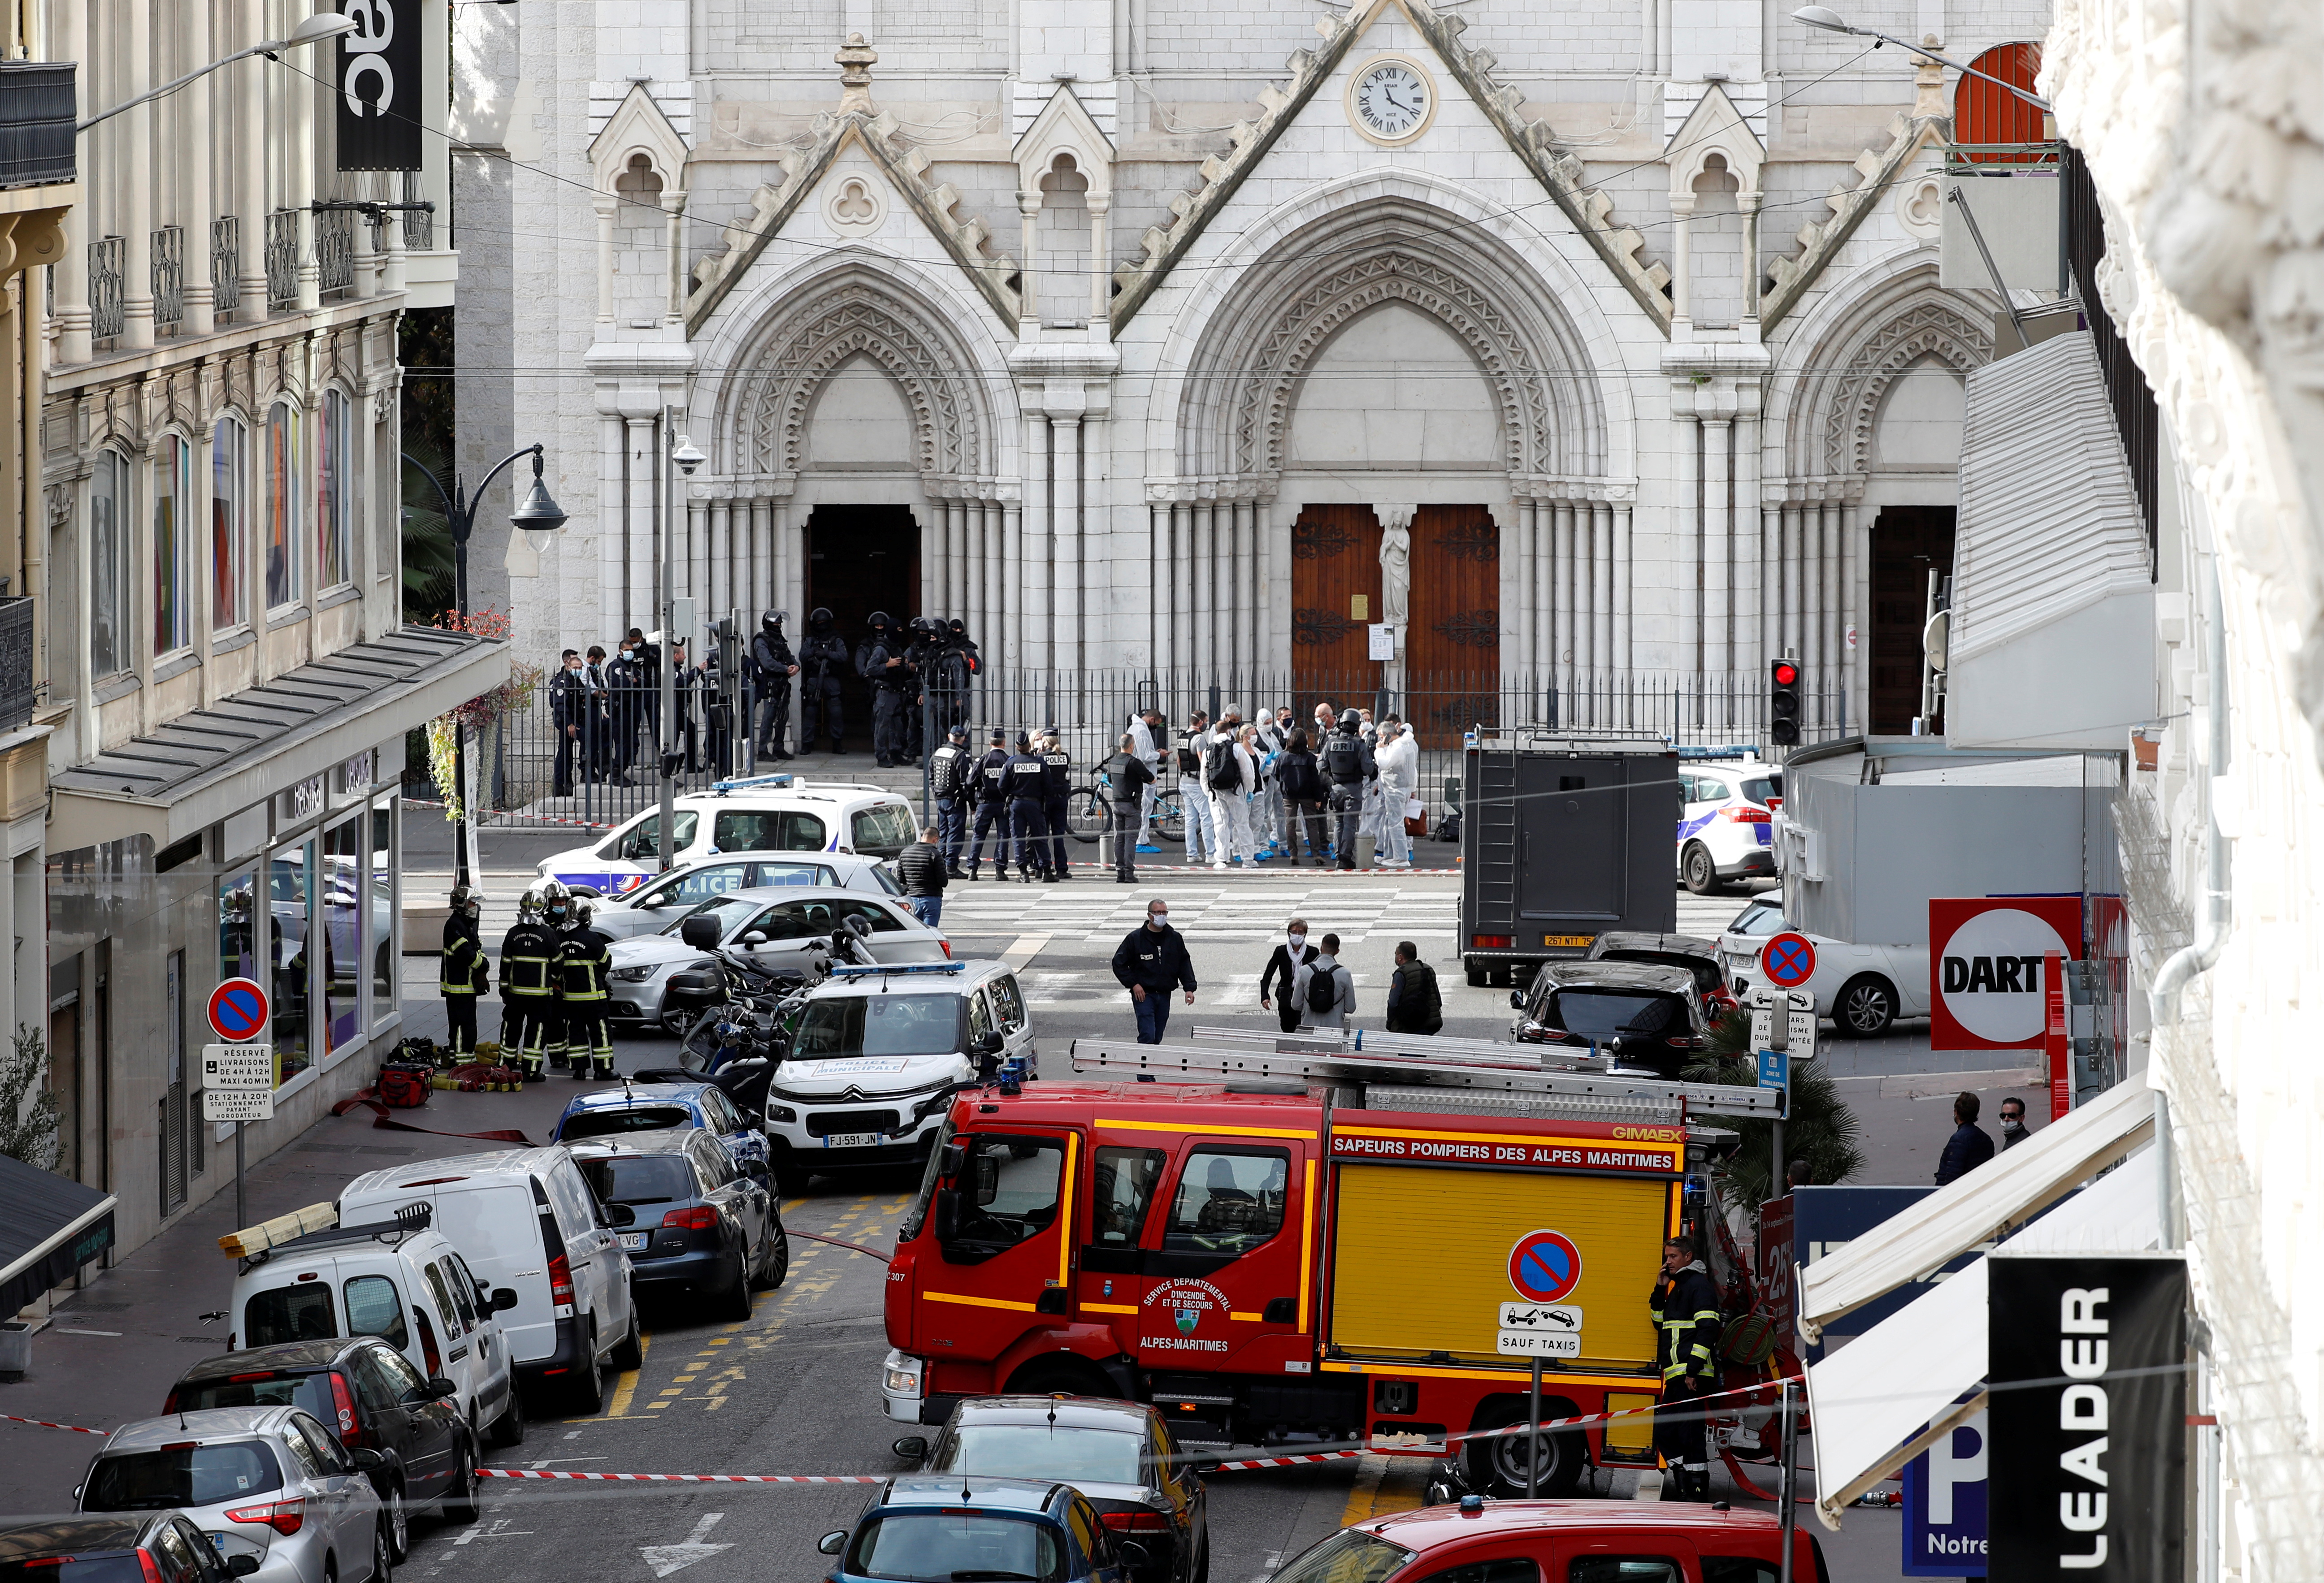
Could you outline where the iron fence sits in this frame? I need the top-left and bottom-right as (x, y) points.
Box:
(0, 61), (75, 190)
(151, 224), (183, 334)
(88, 234), (124, 342)
(401, 171), (433, 249)
(317, 208), (355, 296)
(211, 216), (240, 316)
(265, 209), (299, 309)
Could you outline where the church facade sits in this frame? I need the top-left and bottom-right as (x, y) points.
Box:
(453, 0), (2032, 736)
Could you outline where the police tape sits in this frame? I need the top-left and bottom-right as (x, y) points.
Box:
(399, 797), (613, 831)
(1, 1411), (109, 1435)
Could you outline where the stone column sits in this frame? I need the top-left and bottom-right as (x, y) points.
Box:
(293, 36), (320, 314)
(662, 192), (688, 322)
(1613, 501), (1633, 677)
(1840, 498), (1862, 732)
(1017, 194), (1041, 341)
(1020, 415), (1049, 669)
(1255, 499), (1278, 677)
(51, 0), (90, 362)
(235, 0), (267, 321)
(1677, 417), (1701, 672)
(753, 498), (774, 612)
(1235, 500), (1257, 675)
(598, 410), (628, 635)
(626, 417), (659, 633)
(1669, 195), (1695, 331)
(1088, 195), (1110, 328)
(1534, 499), (1554, 681)
(1149, 502), (1171, 672)
(1002, 501), (1024, 668)
(1703, 418), (1731, 679)
(1592, 502), (1614, 685)
(1191, 502), (1215, 681)
(1556, 501), (1578, 705)
(1513, 501), (1535, 686)
(594, 198), (617, 328)
(1051, 416), (1081, 673)
(183, 0), (216, 336)
(1736, 424), (1763, 682)
(122, 0), (156, 348)
(1171, 502), (1193, 686)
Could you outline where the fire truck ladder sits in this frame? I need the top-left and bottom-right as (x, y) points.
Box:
(1066, 1036), (1783, 1125)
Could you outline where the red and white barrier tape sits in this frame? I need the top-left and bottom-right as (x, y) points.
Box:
(481, 1469), (881, 1484)
(2, 1411), (108, 1436)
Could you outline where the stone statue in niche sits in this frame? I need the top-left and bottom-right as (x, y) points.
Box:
(1376, 504), (1414, 627)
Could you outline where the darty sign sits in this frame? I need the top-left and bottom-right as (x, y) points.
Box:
(1928, 896), (2082, 1053)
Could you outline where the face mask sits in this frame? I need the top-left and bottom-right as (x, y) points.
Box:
(1149, 912), (1167, 928)
(2000, 1116), (2025, 1134)
(1287, 933), (1306, 950)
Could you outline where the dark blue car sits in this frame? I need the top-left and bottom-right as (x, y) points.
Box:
(819, 1477), (1146, 1583)
(548, 1080), (768, 1172)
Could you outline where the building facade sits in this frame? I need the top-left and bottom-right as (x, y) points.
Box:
(34, 0), (495, 1263)
(458, 0), (2041, 739)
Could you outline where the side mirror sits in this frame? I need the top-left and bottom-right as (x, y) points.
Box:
(1509, 990), (1526, 1011)
(932, 1187), (960, 1242)
(742, 1159), (770, 1182)
(817, 1533), (849, 1557)
(603, 1201), (637, 1228)
(739, 931), (770, 947)
(845, 914), (875, 939)
(680, 915), (724, 950)
(489, 1288), (520, 1313)
(891, 1436), (928, 1461)
(969, 1030), (1004, 1059)
(349, 1448), (386, 1472)
(402, 1377), (459, 1405)
(228, 1557), (262, 1577)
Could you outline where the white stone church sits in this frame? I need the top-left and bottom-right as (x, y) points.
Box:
(452, 0), (2038, 736)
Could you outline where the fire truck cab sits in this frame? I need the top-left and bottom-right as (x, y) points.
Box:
(880, 1035), (1778, 1497)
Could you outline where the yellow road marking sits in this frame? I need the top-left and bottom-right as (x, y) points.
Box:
(605, 1330), (652, 1418)
(1339, 1455), (1427, 1524)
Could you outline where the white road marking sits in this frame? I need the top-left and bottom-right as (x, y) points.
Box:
(641, 1512), (734, 1578)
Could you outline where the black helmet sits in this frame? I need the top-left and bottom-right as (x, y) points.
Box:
(761, 608), (785, 630)
(809, 606), (833, 628)
(867, 610), (893, 630)
(1338, 714), (1360, 734)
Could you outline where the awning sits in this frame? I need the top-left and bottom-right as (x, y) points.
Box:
(49, 627), (508, 852)
(0, 1153), (116, 1318)
(1804, 1145), (2163, 1527)
(1798, 1077), (2156, 1341)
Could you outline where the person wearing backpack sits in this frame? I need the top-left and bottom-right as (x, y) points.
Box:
(1321, 714), (1378, 869)
(1205, 710), (1257, 869)
(1385, 941), (1444, 1034)
(1292, 932), (1355, 1031)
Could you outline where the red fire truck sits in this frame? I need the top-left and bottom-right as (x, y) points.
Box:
(879, 1034), (1792, 1496)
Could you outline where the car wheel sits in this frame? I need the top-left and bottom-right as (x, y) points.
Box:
(372, 1514), (395, 1583)
(1467, 1405), (1585, 1499)
(382, 1483), (409, 1563)
(1835, 973), (1899, 1038)
(1487, 964), (1512, 989)
(723, 1246), (757, 1320)
(1465, 962), (1487, 988)
(751, 1222), (790, 1290)
(487, 1385), (526, 1449)
(441, 1443), (481, 1524)
(610, 1302), (644, 1372)
(1682, 842), (1722, 895)
(568, 1328), (607, 1415)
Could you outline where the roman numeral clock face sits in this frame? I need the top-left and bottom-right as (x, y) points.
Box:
(1352, 59), (1433, 144)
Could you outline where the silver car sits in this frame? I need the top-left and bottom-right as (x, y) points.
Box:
(587, 852), (902, 940)
(79, 1408), (402, 1583)
(604, 885), (950, 1032)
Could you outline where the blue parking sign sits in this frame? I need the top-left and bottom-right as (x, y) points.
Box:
(1756, 1048), (1788, 1091)
(1901, 1410), (1988, 1576)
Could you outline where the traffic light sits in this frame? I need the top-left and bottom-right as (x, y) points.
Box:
(1769, 658), (1801, 746)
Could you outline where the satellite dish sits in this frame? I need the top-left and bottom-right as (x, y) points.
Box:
(1923, 609), (1951, 674)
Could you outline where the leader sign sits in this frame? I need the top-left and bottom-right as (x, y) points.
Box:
(336, 1), (421, 170)
(1929, 896), (2083, 1052)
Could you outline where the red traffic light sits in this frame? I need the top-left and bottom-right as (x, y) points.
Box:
(1772, 662), (1799, 686)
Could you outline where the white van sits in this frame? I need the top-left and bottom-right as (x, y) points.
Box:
(338, 1149), (641, 1415)
(228, 1208), (524, 1449)
(534, 779), (919, 897)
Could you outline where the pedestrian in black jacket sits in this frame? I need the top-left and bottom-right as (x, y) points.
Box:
(1385, 942), (1444, 1034)
(1277, 732), (1328, 865)
(1258, 918), (1319, 1033)
(1099, 735), (1154, 883)
(1934, 1093), (1997, 1185)
(896, 826), (949, 929)
(750, 609), (798, 760)
(1112, 900), (1197, 1047)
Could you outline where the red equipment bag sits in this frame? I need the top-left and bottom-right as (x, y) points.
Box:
(376, 1062), (433, 1109)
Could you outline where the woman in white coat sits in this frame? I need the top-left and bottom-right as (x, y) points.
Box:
(1209, 725), (1260, 869)
(1374, 719), (1420, 868)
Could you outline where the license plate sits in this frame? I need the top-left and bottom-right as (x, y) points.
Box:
(822, 1132), (881, 1149)
(618, 1233), (646, 1250)
(1542, 934), (1595, 948)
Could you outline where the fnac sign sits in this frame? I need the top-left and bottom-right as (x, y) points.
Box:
(1929, 897), (2081, 1052)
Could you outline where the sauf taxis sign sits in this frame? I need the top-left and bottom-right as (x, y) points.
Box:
(1928, 897), (2082, 1053)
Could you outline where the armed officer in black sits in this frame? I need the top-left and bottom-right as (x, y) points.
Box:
(1039, 729), (1074, 881)
(798, 608), (850, 754)
(965, 729), (1013, 880)
(750, 609), (798, 760)
(1002, 734), (1052, 882)
(928, 723), (974, 876)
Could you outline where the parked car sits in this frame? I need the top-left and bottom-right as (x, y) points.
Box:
(226, 1212), (520, 1452)
(817, 1477), (1144, 1583)
(1713, 896), (1787, 995)
(165, 1337), (472, 1561)
(568, 1128), (788, 1318)
(77, 1407), (408, 1583)
(336, 1150), (641, 1415)
(1741, 928), (1928, 1039)
(585, 851), (903, 938)
(1587, 931), (1738, 1019)
(768, 960), (1032, 1195)
(536, 782), (919, 896)
(0, 1514), (254, 1583)
(604, 887), (948, 1033)
(549, 1080), (769, 1172)
(891, 1397), (1206, 1583)
(1676, 758), (1783, 895)
(1510, 960), (1710, 1075)
(1262, 1498), (1826, 1583)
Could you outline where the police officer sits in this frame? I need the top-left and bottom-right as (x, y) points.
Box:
(861, 611), (910, 767)
(1099, 734), (1156, 883)
(928, 724), (974, 877)
(702, 646), (736, 779)
(1002, 732), (1052, 882)
(930, 618), (979, 735)
(1649, 1234), (1724, 1500)
(1039, 727), (1074, 881)
(799, 608), (849, 753)
(557, 897), (617, 1081)
(1320, 713), (1378, 870)
(498, 887), (559, 1082)
(750, 609), (798, 760)
(533, 882), (577, 1073)
(550, 650), (587, 795)
(965, 728), (1012, 880)
(439, 884), (490, 1056)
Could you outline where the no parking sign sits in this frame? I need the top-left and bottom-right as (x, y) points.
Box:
(208, 977), (271, 1043)
(1506, 1230), (1584, 1304)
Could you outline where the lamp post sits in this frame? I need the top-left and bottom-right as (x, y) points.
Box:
(76, 12), (358, 132)
(404, 445), (570, 885)
(1789, 6), (2052, 109)
(660, 423), (707, 874)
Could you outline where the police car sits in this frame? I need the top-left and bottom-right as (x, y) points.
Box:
(764, 959), (1033, 1196)
(1675, 753), (1784, 895)
(536, 776), (920, 897)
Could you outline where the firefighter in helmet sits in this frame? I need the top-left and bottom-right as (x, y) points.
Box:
(499, 886), (560, 1081)
(1649, 1233), (1725, 1501)
(439, 884), (490, 1057)
(555, 894), (617, 1080)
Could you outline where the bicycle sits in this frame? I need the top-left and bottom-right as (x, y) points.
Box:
(1067, 780), (1184, 844)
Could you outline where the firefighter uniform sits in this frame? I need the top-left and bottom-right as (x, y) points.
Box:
(1650, 1255), (1725, 1500)
(438, 915), (490, 1056)
(556, 916), (617, 1079)
(498, 911), (560, 1081)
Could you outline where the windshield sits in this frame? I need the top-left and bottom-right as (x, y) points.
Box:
(660, 896), (762, 940)
(850, 804), (919, 859)
(793, 995), (962, 1059)
(713, 810), (827, 853)
(899, 1119), (956, 1242)
(933, 1426), (1142, 1486)
(848, 1514), (1064, 1583)
(84, 1443), (283, 1511)
(1727, 901), (1783, 937)
(1269, 1528), (1413, 1583)
(559, 1106), (693, 1140)
(1741, 774), (1782, 805)
(172, 1372), (334, 1421)
(575, 1154), (696, 1206)
(1545, 989), (1685, 1039)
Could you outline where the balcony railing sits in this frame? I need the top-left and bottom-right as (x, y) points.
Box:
(211, 216), (241, 316)
(152, 224), (184, 334)
(0, 596), (36, 733)
(88, 234), (124, 342)
(0, 62), (75, 190)
(317, 207), (355, 297)
(401, 171), (433, 250)
(265, 209), (299, 310)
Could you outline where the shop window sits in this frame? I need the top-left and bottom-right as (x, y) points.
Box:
(91, 448), (130, 676)
(370, 796), (396, 1021)
(264, 401), (301, 610)
(319, 388), (352, 590)
(322, 817), (362, 1053)
(212, 415), (247, 629)
(270, 840), (313, 1083)
(155, 433), (193, 654)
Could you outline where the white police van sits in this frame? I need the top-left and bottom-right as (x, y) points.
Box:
(537, 775), (919, 897)
(1675, 750), (1784, 895)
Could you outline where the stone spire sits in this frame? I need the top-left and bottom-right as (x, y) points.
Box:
(836, 33), (878, 114)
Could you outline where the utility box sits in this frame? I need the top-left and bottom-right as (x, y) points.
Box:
(1458, 732), (1678, 987)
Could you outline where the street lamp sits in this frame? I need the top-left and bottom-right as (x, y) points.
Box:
(77, 12), (360, 133)
(658, 428), (707, 873)
(404, 445), (569, 885)
(1789, 6), (2051, 109)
